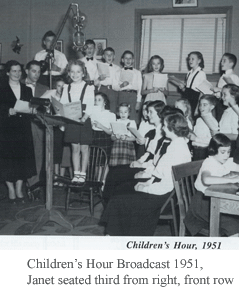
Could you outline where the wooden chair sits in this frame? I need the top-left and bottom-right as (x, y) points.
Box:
(158, 190), (178, 236)
(65, 145), (108, 216)
(172, 160), (208, 236)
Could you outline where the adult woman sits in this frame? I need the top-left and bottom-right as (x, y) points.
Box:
(0, 60), (36, 202)
(100, 113), (191, 236)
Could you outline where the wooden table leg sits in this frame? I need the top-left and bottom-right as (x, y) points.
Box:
(210, 197), (220, 237)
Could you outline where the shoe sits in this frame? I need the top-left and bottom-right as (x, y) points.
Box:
(16, 196), (26, 204)
(71, 173), (86, 184)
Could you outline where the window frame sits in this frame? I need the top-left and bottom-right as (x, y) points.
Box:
(134, 6), (232, 82)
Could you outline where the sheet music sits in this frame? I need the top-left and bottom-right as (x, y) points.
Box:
(168, 75), (185, 87)
(52, 98), (82, 120)
(111, 122), (129, 136)
(120, 70), (134, 85)
(201, 114), (219, 132)
(127, 127), (143, 139)
(196, 80), (214, 95)
(152, 74), (168, 88)
(97, 62), (110, 77)
(13, 99), (31, 113)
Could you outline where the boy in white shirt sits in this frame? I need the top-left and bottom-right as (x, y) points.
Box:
(80, 39), (98, 85)
(190, 95), (219, 161)
(118, 50), (142, 124)
(96, 47), (121, 113)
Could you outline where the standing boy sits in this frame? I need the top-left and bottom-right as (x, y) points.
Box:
(80, 39), (98, 85)
(34, 30), (68, 87)
(97, 47), (121, 113)
(118, 50), (142, 123)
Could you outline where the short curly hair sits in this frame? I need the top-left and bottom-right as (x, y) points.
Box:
(164, 113), (189, 137)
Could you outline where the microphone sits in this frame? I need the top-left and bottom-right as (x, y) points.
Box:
(72, 5), (86, 51)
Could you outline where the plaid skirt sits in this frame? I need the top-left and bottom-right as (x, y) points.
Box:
(109, 140), (136, 166)
(92, 130), (113, 160)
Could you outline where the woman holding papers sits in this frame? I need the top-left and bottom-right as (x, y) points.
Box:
(142, 55), (168, 103)
(101, 112), (191, 236)
(0, 60), (36, 203)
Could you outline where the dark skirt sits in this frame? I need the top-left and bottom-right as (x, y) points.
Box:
(92, 130), (113, 160)
(109, 140), (136, 166)
(0, 114), (36, 182)
(64, 118), (93, 145)
(100, 188), (172, 236)
(184, 191), (239, 236)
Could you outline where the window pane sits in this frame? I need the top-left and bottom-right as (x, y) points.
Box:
(150, 19), (182, 72)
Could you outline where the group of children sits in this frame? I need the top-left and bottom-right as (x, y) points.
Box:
(24, 33), (239, 235)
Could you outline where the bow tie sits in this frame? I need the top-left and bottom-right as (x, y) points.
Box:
(109, 64), (113, 67)
(124, 67), (133, 70)
(86, 57), (94, 61)
(26, 80), (36, 87)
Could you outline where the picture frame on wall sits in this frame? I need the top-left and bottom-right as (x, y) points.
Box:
(93, 39), (107, 60)
(173, 0), (198, 7)
(55, 40), (63, 53)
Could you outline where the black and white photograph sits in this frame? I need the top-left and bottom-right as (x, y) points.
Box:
(0, 0), (239, 298)
(173, 0), (198, 7)
(93, 38), (107, 59)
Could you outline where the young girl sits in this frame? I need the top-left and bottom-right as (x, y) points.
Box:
(91, 92), (116, 160)
(109, 103), (137, 166)
(185, 133), (239, 236)
(142, 55), (168, 103)
(219, 84), (239, 135)
(179, 51), (206, 117)
(175, 98), (193, 130)
(60, 60), (95, 183)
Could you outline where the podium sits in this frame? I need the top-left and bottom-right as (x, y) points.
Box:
(31, 114), (83, 233)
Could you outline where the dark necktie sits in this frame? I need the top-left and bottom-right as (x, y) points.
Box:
(124, 67), (133, 70)
(86, 57), (93, 61)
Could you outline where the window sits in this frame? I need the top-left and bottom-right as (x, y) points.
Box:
(135, 7), (232, 75)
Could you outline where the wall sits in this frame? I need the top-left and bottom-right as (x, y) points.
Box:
(0, 0), (238, 74)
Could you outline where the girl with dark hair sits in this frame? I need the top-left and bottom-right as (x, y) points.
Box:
(185, 133), (239, 236)
(142, 55), (168, 103)
(0, 60), (36, 202)
(91, 92), (116, 160)
(220, 84), (239, 135)
(101, 112), (191, 236)
(179, 51), (206, 117)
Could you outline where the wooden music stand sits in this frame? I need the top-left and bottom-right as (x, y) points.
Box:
(31, 114), (83, 233)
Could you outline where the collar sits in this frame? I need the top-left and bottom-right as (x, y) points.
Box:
(25, 79), (36, 87)
(189, 66), (201, 74)
(225, 69), (234, 75)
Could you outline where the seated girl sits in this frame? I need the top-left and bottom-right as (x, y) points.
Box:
(100, 112), (191, 236)
(103, 100), (167, 203)
(184, 133), (239, 236)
